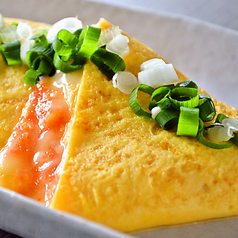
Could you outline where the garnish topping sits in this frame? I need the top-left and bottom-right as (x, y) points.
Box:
(112, 71), (138, 94)
(138, 58), (179, 87)
(0, 15), (127, 85)
(90, 48), (126, 79)
(129, 73), (238, 149)
(0, 40), (22, 65)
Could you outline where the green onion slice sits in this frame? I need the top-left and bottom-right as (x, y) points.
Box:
(154, 97), (172, 111)
(26, 44), (54, 68)
(215, 113), (229, 123)
(155, 109), (178, 130)
(0, 40), (22, 65)
(73, 28), (83, 37)
(26, 44), (55, 76)
(77, 26), (101, 58)
(196, 119), (233, 149)
(25, 43), (56, 84)
(31, 34), (49, 47)
(24, 68), (41, 85)
(32, 57), (55, 76)
(198, 94), (216, 122)
(52, 29), (78, 57)
(129, 84), (155, 119)
(90, 48), (126, 79)
(177, 106), (199, 136)
(149, 86), (171, 110)
(176, 80), (198, 89)
(53, 53), (85, 73)
(52, 29), (86, 73)
(169, 87), (199, 110)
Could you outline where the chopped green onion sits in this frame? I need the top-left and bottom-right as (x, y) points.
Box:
(177, 106), (199, 136)
(24, 68), (41, 85)
(0, 40), (22, 65)
(163, 84), (176, 90)
(25, 43), (56, 84)
(176, 80), (198, 89)
(53, 53), (85, 73)
(46, 17), (83, 43)
(52, 29), (86, 73)
(155, 109), (178, 130)
(169, 87), (199, 110)
(198, 94), (216, 122)
(32, 57), (54, 76)
(73, 28), (83, 37)
(156, 97), (172, 110)
(77, 26), (101, 58)
(52, 29), (78, 57)
(196, 119), (233, 149)
(129, 84), (155, 119)
(215, 113), (228, 123)
(149, 86), (171, 110)
(31, 34), (49, 47)
(26, 44), (54, 68)
(90, 48), (126, 79)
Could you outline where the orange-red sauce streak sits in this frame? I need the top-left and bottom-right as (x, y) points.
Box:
(0, 80), (71, 206)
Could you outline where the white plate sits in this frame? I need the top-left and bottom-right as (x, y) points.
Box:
(0, 0), (238, 237)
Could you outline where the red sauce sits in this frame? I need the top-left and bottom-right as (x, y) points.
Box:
(0, 80), (71, 206)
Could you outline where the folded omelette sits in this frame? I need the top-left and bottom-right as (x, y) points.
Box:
(1, 17), (238, 233)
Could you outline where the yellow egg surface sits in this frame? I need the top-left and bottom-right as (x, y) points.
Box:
(50, 19), (238, 232)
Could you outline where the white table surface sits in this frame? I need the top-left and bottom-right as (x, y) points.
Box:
(0, 0), (238, 237)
